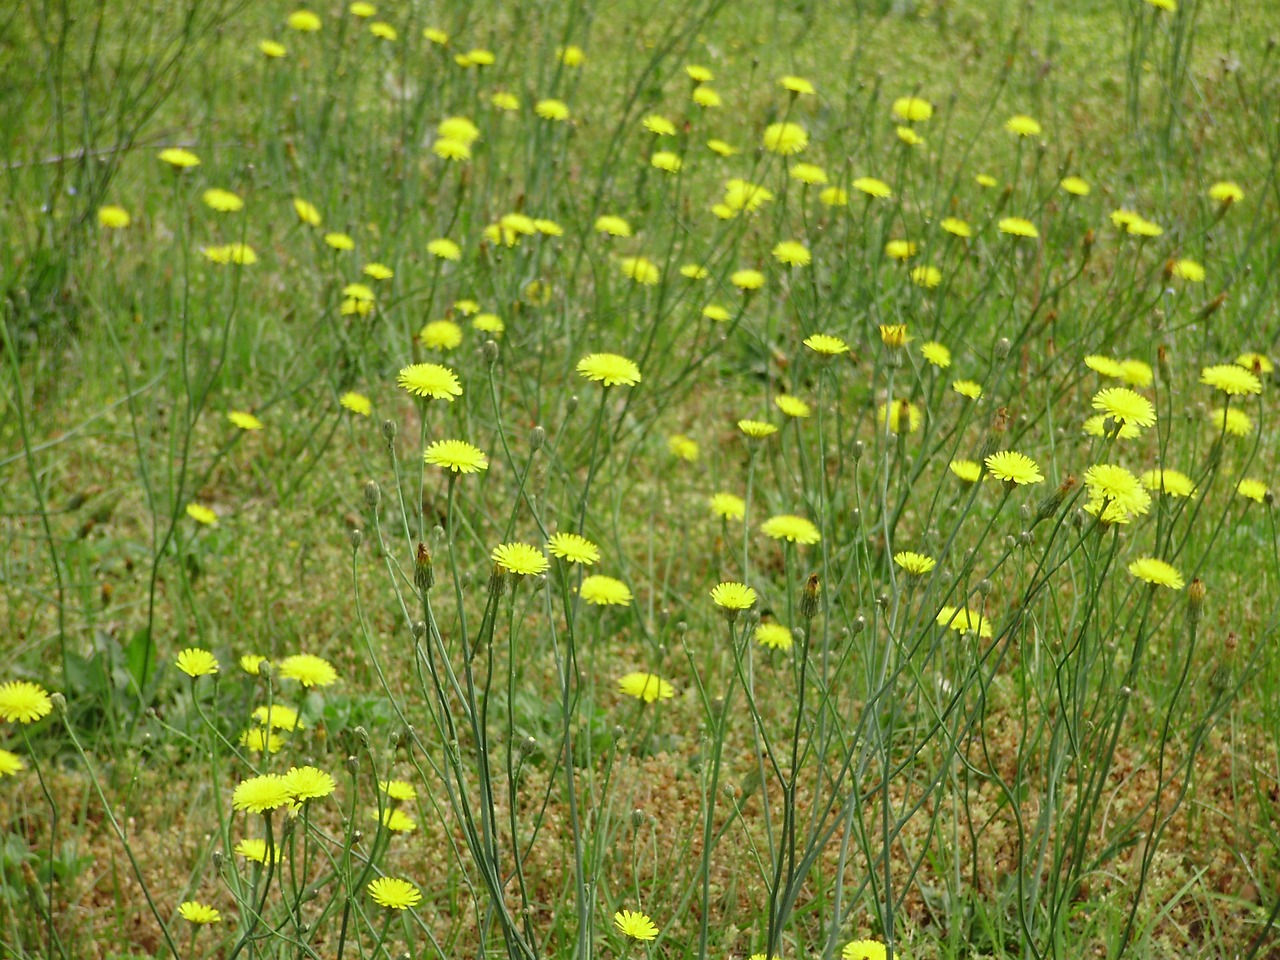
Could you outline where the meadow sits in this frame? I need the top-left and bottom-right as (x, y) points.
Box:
(2, 0), (1280, 957)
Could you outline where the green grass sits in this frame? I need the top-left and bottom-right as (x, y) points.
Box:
(3, 0), (1280, 958)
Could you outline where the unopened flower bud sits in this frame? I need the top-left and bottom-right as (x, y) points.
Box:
(801, 573), (821, 620)
(212, 850), (224, 871)
(519, 736), (538, 758)
(994, 337), (1011, 359)
(631, 808), (646, 829)
(412, 621), (427, 639)
(349, 528), (363, 549)
(482, 339), (499, 364)
(381, 420), (397, 446)
(530, 425), (546, 450)
(414, 542), (435, 592)
(354, 726), (369, 748)
(977, 579), (993, 596)
(1034, 475), (1077, 525)
(50, 692), (67, 716)
(1187, 578), (1206, 625)
(1157, 345), (1172, 383)
(364, 480), (381, 508)
(851, 440), (864, 462)
(851, 615), (867, 635)
(346, 755), (359, 775)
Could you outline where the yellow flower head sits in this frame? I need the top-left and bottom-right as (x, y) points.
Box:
(1238, 478), (1269, 503)
(892, 97), (933, 122)
(1091, 387), (1156, 427)
(176, 647), (219, 678)
(278, 654), (338, 687)
(535, 99), (570, 121)
(577, 353), (641, 387)
(754, 622), (793, 651)
(179, 902), (222, 925)
(368, 877), (421, 910)
(233, 773), (293, 813)
(547, 533), (600, 565)
(879, 399), (922, 433)
(773, 241), (811, 267)
(580, 575), (633, 606)
(949, 459), (982, 483)
(885, 240), (917, 260)
(668, 434), (699, 461)
(340, 391), (372, 416)
(617, 673), (674, 703)
(941, 217), (972, 238)
(762, 122), (808, 156)
(491, 543), (549, 577)
(894, 551), (936, 576)
(1128, 557), (1184, 589)
(186, 503), (218, 526)
(985, 451), (1043, 485)
(921, 341), (951, 368)
(775, 395), (811, 419)
(423, 439), (489, 474)
(998, 217), (1039, 239)
(803, 334), (849, 357)
(159, 147), (200, 169)
(1201, 363), (1261, 396)
(879, 324), (911, 348)
(619, 257), (661, 285)
(0, 681), (53, 724)
(293, 198), (322, 226)
(398, 363), (462, 400)
(287, 10), (321, 31)
(98, 205), (131, 228)
(228, 410), (264, 431)
(731, 269), (765, 290)
(779, 75), (815, 95)
(1208, 180), (1244, 204)
(1004, 114), (1042, 137)
(710, 492), (746, 521)
(710, 581), (757, 611)
(615, 910), (660, 941)
(1060, 176), (1091, 196)
(790, 163), (828, 185)
(761, 514), (821, 544)
(853, 176), (891, 198)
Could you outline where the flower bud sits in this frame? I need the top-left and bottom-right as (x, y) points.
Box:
(1187, 577), (1206, 626)
(631, 808), (646, 829)
(994, 337), (1011, 359)
(801, 574), (821, 620)
(50, 692), (67, 716)
(851, 615), (867, 635)
(530, 425), (546, 450)
(482, 339), (499, 365)
(851, 440), (864, 462)
(364, 480), (381, 508)
(349, 528), (363, 549)
(414, 542), (435, 592)
(381, 420), (397, 446)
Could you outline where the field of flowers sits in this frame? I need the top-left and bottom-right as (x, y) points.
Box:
(3, 0), (1280, 957)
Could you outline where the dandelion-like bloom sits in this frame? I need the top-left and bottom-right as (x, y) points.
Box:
(950, 459), (981, 483)
(896, 126), (924, 146)
(277, 654), (338, 687)
(619, 257), (661, 285)
(491, 91), (519, 111)
(1120, 360), (1154, 387)
(842, 940), (887, 960)
(287, 9), (321, 30)
(259, 39), (287, 57)
(680, 264), (709, 281)
(548, 533), (600, 565)
(239, 654), (266, 675)
(686, 64), (713, 82)
(779, 74), (815, 94)
(580, 575), (633, 606)
(998, 217), (1039, 238)
(892, 96), (933, 122)
(1004, 114), (1042, 137)
(398, 363), (462, 400)
(773, 241), (811, 267)
(707, 138), (738, 157)
(1083, 464), (1151, 524)
(98, 205), (131, 228)
(711, 581), (757, 611)
(894, 551), (936, 575)
(879, 324), (911, 348)
(936, 606), (992, 638)
(650, 151), (682, 173)
(240, 728), (285, 754)
(669, 434), (699, 461)
(233, 774), (293, 814)
(535, 99), (570, 121)
(1060, 176), (1090, 196)
(755, 622), (793, 651)
(1209, 406), (1253, 437)
(465, 48), (495, 65)
(952, 380), (982, 400)
(819, 186), (849, 207)
(1171, 259), (1205, 282)
(423, 439), (489, 474)
(790, 163), (828, 185)
(368, 877), (421, 910)
(614, 910), (660, 941)
(1237, 352), (1273, 374)
(985, 451), (1043, 485)
(371, 807), (417, 832)
(703, 304), (731, 321)
(1128, 557), (1184, 590)
(1083, 414), (1140, 440)
(804, 334), (849, 356)
(0, 681), (53, 724)
(474, 313), (504, 335)
(594, 215), (632, 237)
(0, 749), (25, 776)
(1084, 355), (1126, 379)
(1141, 468), (1195, 498)
(761, 514), (821, 544)
(176, 648), (219, 679)
(1238, 479), (1269, 504)
(227, 410), (264, 432)
(884, 240), (917, 261)
(340, 392), (371, 416)
(380, 779), (417, 801)
(1092, 388), (1156, 427)
(423, 27), (447, 44)
(723, 178), (774, 213)
(433, 138), (471, 161)
(1144, 0), (1176, 11)
(1126, 216), (1163, 237)
(426, 238), (461, 260)
(292, 198), (321, 226)
(1208, 180), (1244, 204)
(492, 543), (549, 577)
(762, 122), (808, 155)
(878, 400), (922, 434)
(921, 341), (951, 368)
(911, 266), (942, 289)
(618, 673), (674, 703)
(941, 217), (972, 238)
(350, 2), (375, 16)
(235, 838), (282, 864)
(252, 704), (302, 730)
(202, 188), (244, 213)
(186, 503), (217, 526)
(324, 232), (354, 251)
(775, 395), (811, 419)
(558, 44), (585, 66)
(643, 114), (676, 136)
(577, 353), (641, 387)
(284, 765), (336, 802)
(204, 243), (259, 265)
(711, 493), (746, 521)
(1201, 364), (1261, 396)
(159, 147), (200, 169)
(179, 901), (221, 925)
(975, 173), (998, 188)
(852, 176), (892, 198)
(731, 269), (766, 291)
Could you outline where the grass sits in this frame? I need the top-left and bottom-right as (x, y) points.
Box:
(3, 0), (1280, 957)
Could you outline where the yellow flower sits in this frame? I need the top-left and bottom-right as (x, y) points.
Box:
(762, 122), (808, 155)
(158, 147), (200, 168)
(702, 304), (731, 321)
(1126, 216), (1163, 237)
(466, 48), (495, 65)
(535, 99), (570, 121)
(325, 232), (354, 251)
(1084, 355), (1126, 379)
(240, 728), (284, 753)
(949, 459), (981, 483)
(1127, 557), (1184, 589)
(558, 44), (585, 67)
(1141, 468), (1195, 498)
(843, 941), (886, 960)
(380, 779), (417, 801)
(686, 64), (713, 82)
(0, 681), (53, 724)
(738, 419), (778, 438)
(885, 240), (917, 260)
(473, 313), (504, 335)
(775, 395), (811, 419)
(259, 40), (287, 58)
(1083, 414), (1141, 440)
(894, 551), (936, 575)
(754, 622), (793, 651)
(723, 178), (774, 213)
(773, 241), (811, 267)
(852, 176), (891, 198)
(668, 434), (699, 461)
(1091, 387), (1156, 427)
(650, 151), (683, 173)
(398, 363), (462, 400)
(710, 581), (757, 611)
(491, 543), (549, 577)
(952, 380), (983, 400)
(619, 257), (661, 285)
(418, 319), (463, 350)
(179, 902), (221, 925)
(879, 324), (911, 348)
(1210, 406), (1253, 437)
(975, 173), (998, 188)
(940, 217), (972, 238)
(643, 114), (676, 136)
(423, 439), (488, 474)
(235, 838), (282, 864)
(692, 86), (722, 108)
(680, 263), (709, 280)
(1236, 352), (1273, 374)
(547, 533), (600, 565)
(803, 334), (849, 356)
(433, 138), (471, 161)
(186, 503), (218, 526)
(895, 126), (924, 146)
(911, 266), (942, 289)
(1004, 114), (1042, 137)
(594, 215), (632, 237)
(176, 647), (219, 678)
(1238, 478), (1269, 503)
(707, 138), (738, 157)
(1201, 363), (1261, 395)
(98, 205), (131, 228)
(423, 27), (448, 45)
(233, 774), (293, 813)
(921, 341), (951, 368)
(438, 116), (480, 145)
(878, 399), (922, 434)
(936, 606), (992, 638)
(984, 451), (1043, 485)
(278, 654), (338, 687)
(284, 765), (336, 802)
(761, 514), (821, 544)
(1171, 259), (1205, 282)
(1083, 464), (1152, 524)
(293, 198), (322, 226)
(371, 807), (417, 834)
(891, 97), (933, 122)
(287, 9), (321, 31)
(240, 655), (267, 675)
(369, 22), (397, 40)
(491, 91), (520, 111)
(779, 75), (815, 95)
(228, 410), (264, 431)
(711, 493), (746, 521)
(731, 269), (766, 291)
(253, 704), (301, 730)
(998, 217), (1039, 238)
(1208, 180), (1244, 204)
(349, 2), (375, 16)
(368, 877), (421, 910)
(577, 353), (641, 387)
(1060, 176), (1090, 196)
(204, 243), (258, 265)
(340, 391), (372, 416)
(819, 186), (849, 207)
(1144, 0), (1177, 11)
(617, 674), (674, 703)
(580, 575), (633, 606)
(427, 238), (461, 261)
(1119, 359), (1153, 387)
(363, 262), (393, 280)
(0, 749), (24, 776)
